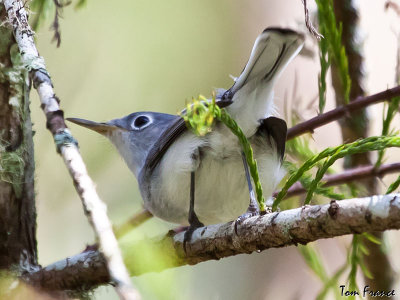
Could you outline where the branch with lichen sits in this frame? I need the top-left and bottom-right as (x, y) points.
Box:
(3, 1), (139, 299)
(24, 193), (400, 292)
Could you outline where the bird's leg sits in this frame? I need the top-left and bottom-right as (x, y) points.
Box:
(235, 152), (260, 232)
(183, 171), (204, 252)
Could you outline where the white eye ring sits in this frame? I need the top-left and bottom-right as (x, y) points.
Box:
(131, 115), (152, 130)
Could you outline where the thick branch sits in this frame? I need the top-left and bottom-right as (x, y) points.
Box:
(282, 162), (400, 198)
(287, 85), (400, 140)
(26, 194), (400, 291)
(3, 1), (138, 299)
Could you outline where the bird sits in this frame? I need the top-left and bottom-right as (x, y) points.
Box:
(68, 28), (304, 235)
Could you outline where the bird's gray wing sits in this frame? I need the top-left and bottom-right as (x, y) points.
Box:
(143, 98), (233, 175)
(218, 27), (304, 107)
(257, 117), (287, 161)
(143, 116), (188, 175)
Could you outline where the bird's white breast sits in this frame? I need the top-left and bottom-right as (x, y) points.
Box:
(143, 124), (284, 225)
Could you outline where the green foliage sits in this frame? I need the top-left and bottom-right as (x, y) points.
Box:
(181, 95), (266, 211)
(376, 97), (400, 168)
(316, 265), (347, 300)
(298, 244), (328, 281)
(182, 97), (216, 136)
(75, 0), (87, 9)
(0, 45), (27, 198)
(30, 0), (86, 31)
(273, 136), (400, 210)
(346, 234), (381, 299)
(298, 244), (346, 300)
(284, 118), (351, 204)
(285, 161), (345, 201)
(286, 135), (316, 162)
(376, 98), (400, 194)
(30, 0), (56, 31)
(347, 235), (361, 300)
(362, 232), (381, 245)
(0, 142), (25, 198)
(317, 22), (329, 113)
(386, 175), (400, 194)
(298, 236), (381, 300)
(316, 0), (351, 107)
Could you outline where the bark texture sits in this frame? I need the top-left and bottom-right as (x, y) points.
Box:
(0, 7), (37, 270)
(24, 194), (400, 292)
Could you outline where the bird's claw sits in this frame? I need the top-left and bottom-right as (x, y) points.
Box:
(183, 220), (204, 254)
(234, 208), (260, 234)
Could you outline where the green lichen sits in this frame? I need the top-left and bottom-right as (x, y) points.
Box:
(0, 142), (25, 198)
(0, 8), (14, 58)
(0, 43), (28, 198)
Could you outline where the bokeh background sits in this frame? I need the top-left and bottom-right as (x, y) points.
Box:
(30, 0), (400, 299)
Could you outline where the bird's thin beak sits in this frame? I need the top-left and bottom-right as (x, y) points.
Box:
(67, 118), (118, 135)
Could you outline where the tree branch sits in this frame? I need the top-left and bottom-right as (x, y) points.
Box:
(115, 210), (152, 238)
(287, 85), (400, 140)
(3, 1), (138, 299)
(281, 162), (400, 198)
(301, 0), (323, 40)
(26, 193), (400, 291)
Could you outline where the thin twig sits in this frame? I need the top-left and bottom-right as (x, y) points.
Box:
(385, 1), (400, 16)
(287, 85), (400, 140)
(279, 162), (400, 198)
(3, 1), (139, 299)
(114, 209), (152, 238)
(26, 193), (400, 291)
(301, 0), (323, 40)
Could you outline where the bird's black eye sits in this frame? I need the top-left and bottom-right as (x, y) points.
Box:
(132, 115), (150, 130)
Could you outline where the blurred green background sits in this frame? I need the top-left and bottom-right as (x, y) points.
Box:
(30, 0), (400, 299)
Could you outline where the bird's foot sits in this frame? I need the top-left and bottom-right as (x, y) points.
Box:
(183, 219), (204, 254)
(166, 226), (187, 237)
(234, 205), (260, 234)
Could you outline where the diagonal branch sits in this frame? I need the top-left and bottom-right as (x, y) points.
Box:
(3, 1), (138, 299)
(287, 85), (400, 140)
(115, 209), (153, 238)
(26, 193), (400, 291)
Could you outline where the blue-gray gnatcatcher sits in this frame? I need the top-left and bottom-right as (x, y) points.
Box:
(68, 28), (304, 233)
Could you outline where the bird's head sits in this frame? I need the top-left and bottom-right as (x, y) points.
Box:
(67, 112), (178, 177)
